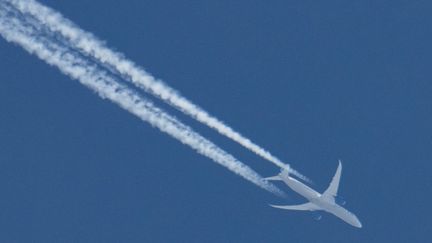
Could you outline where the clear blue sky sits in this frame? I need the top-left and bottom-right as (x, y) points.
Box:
(0, 0), (431, 242)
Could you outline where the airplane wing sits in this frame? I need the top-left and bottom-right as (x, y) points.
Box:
(322, 160), (342, 198)
(269, 202), (318, 211)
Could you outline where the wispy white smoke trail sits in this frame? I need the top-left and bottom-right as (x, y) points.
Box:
(7, 0), (308, 181)
(0, 8), (285, 197)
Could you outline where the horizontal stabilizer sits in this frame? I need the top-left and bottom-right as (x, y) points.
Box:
(269, 202), (318, 211)
(264, 175), (281, 181)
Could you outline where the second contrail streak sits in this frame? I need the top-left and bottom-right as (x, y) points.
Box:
(0, 8), (285, 196)
(7, 0), (308, 181)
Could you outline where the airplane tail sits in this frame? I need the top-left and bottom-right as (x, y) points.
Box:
(265, 164), (312, 183)
(264, 166), (290, 181)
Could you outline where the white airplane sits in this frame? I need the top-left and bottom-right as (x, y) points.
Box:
(265, 161), (362, 228)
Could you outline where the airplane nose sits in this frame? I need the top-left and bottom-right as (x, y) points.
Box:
(346, 214), (362, 228)
(353, 218), (362, 228)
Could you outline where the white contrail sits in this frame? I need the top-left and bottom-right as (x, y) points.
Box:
(0, 9), (285, 197)
(7, 0), (309, 181)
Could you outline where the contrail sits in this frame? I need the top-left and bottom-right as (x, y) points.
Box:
(7, 0), (308, 181)
(0, 8), (285, 197)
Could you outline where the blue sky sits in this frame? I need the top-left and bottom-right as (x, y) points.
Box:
(0, 0), (431, 242)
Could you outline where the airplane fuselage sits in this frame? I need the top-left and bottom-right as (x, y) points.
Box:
(278, 173), (362, 228)
(280, 173), (321, 200)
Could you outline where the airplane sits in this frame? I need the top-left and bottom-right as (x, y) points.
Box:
(265, 160), (362, 228)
